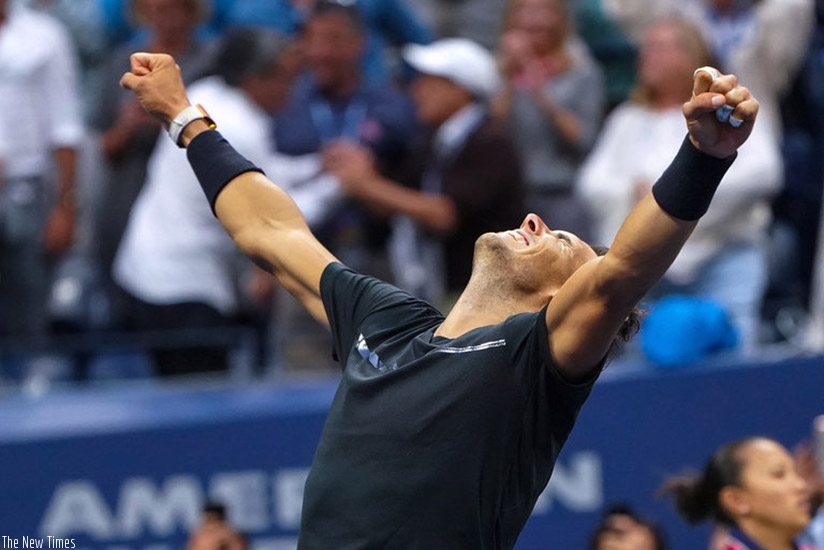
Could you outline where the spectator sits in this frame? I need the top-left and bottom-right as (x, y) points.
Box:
(90, 0), (216, 326)
(272, 0), (417, 274)
(187, 501), (247, 550)
(323, 38), (524, 308)
(602, 0), (815, 144)
(809, 202), (824, 352)
(0, 0), (84, 342)
(112, 28), (306, 377)
(588, 503), (668, 550)
(795, 424), (824, 547)
(661, 437), (817, 550)
(23, 0), (112, 340)
(22, 0), (108, 120)
(261, 0), (419, 372)
(227, 0), (433, 84)
(577, 18), (782, 354)
(420, 0), (504, 52)
(574, 0), (638, 112)
(98, 0), (236, 46)
(492, 0), (604, 243)
(765, 1), (824, 346)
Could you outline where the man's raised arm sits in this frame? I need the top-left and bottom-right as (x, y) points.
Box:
(546, 67), (759, 378)
(120, 53), (338, 326)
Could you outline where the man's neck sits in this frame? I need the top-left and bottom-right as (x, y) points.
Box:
(436, 281), (547, 338)
(320, 72), (360, 100)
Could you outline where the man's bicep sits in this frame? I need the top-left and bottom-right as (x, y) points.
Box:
(213, 171), (339, 314)
(271, 229), (338, 293)
(544, 259), (637, 379)
(246, 229), (337, 328)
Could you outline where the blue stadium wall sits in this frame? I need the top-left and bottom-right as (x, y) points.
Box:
(1, 354), (822, 549)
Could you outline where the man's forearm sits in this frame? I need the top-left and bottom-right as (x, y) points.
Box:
(651, 136), (736, 222)
(54, 147), (77, 208)
(186, 130), (264, 214)
(605, 137), (736, 297)
(350, 174), (457, 234)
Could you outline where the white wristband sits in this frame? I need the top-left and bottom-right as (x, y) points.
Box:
(168, 104), (216, 147)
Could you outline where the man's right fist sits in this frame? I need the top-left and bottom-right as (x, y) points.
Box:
(120, 53), (192, 129)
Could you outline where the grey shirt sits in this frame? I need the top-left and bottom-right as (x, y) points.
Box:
(508, 55), (605, 192)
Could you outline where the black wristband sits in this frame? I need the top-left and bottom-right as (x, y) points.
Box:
(651, 136), (737, 221)
(186, 130), (264, 215)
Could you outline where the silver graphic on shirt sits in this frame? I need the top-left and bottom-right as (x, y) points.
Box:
(356, 333), (506, 372)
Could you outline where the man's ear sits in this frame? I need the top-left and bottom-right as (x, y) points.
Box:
(719, 485), (751, 518)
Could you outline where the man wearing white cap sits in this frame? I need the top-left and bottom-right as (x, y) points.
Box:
(121, 49), (759, 549)
(323, 38), (524, 308)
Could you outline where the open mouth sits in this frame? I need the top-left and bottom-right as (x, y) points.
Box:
(508, 230), (530, 246)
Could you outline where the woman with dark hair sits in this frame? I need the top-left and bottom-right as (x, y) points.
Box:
(661, 437), (819, 550)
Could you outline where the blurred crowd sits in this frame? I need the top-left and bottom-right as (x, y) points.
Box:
(0, 0), (823, 384)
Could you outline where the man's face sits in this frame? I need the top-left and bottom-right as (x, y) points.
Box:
(303, 12), (364, 90)
(410, 74), (471, 126)
(506, 0), (567, 53)
(638, 22), (694, 94)
(476, 213), (596, 296)
(249, 44), (302, 113)
(596, 514), (658, 550)
(729, 439), (812, 538)
(140, 0), (198, 36)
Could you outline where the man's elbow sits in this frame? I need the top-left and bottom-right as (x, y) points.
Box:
(231, 224), (268, 260)
(595, 255), (657, 307)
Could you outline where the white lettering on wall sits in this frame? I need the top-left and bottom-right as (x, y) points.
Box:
(534, 451), (603, 513)
(117, 476), (202, 537)
(210, 471), (269, 532)
(273, 469), (309, 530)
(36, 455), (599, 541)
(39, 481), (114, 539)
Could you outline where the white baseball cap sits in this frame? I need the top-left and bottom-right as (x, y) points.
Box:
(402, 38), (502, 101)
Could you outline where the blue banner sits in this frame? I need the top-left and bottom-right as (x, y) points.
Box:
(1, 355), (822, 549)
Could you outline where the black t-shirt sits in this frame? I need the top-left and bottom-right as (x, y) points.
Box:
(298, 263), (597, 550)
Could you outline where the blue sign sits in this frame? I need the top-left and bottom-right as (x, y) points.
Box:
(1, 355), (822, 549)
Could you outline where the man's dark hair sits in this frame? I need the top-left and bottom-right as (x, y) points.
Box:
(306, 0), (366, 34)
(203, 501), (227, 521)
(212, 27), (288, 88)
(588, 502), (668, 550)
